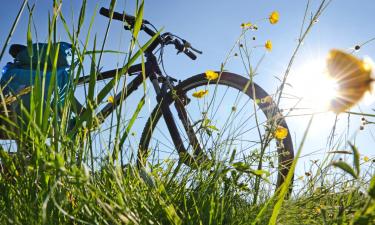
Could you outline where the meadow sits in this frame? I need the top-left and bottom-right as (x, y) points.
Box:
(0, 0), (374, 224)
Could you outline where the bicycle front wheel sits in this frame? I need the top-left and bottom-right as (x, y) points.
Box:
(139, 72), (294, 191)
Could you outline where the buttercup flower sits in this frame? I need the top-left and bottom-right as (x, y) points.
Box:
(265, 40), (272, 51)
(274, 125), (288, 140)
(364, 156), (369, 162)
(269, 11), (279, 24)
(205, 70), (219, 80)
(240, 22), (252, 29)
(192, 90), (209, 98)
(108, 96), (115, 104)
(326, 49), (373, 113)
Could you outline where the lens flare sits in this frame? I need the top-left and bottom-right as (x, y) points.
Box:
(290, 59), (338, 111)
(326, 49), (373, 113)
(289, 50), (374, 114)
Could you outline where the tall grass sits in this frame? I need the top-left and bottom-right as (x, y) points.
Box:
(0, 0), (374, 224)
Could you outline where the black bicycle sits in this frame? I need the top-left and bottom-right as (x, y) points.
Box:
(2, 7), (294, 190)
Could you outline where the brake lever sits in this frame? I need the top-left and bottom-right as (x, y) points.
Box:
(174, 39), (184, 54)
(182, 39), (191, 49)
(190, 46), (203, 54)
(182, 39), (202, 54)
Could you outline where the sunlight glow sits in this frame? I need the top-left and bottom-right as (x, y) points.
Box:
(290, 59), (338, 112)
(363, 56), (374, 72)
(363, 57), (375, 105)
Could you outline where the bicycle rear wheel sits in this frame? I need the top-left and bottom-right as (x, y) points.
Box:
(139, 72), (294, 191)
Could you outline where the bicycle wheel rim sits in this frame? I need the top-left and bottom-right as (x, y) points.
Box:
(139, 72), (294, 191)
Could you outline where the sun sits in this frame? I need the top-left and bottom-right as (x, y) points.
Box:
(289, 59), (338, 112)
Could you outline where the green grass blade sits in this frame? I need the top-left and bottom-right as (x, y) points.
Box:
(368, 175), (375, 199)
(114, 96), (145, 160)
(349, 142), (360, 175)
(87, 36), (97, 104)
(67, 29), (161, 138)
(0, 0), (28, 61)
(58, 12), (73, 42)
(95, 29), (160, 103)
(108, 0), (117, 14)
(331, 161), (358, 179)
(132, 0), (144, 42)
(268, 116), (314, 225)
(26, 10), (33, 57)
(96, 0), (117, 74)
(76, 0), (86, 36)
(42, 43), (60, 133)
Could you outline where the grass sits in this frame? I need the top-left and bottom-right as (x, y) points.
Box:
(1, 0), (375, 224)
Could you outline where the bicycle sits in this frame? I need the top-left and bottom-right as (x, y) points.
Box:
(0, 7), (294, 190)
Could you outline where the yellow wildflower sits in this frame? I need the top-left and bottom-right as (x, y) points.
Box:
(274, 125), (288, 140)
(108, 96), (115, 104)
(192, 90), (209, 98)
(364, 156), (369, 162)
(265, 40), (272, 51)
(240, 22), (252, 29)
(269, 11), (279, 24)
(326, 49), (373, 113)
(205, 70), (219, 80)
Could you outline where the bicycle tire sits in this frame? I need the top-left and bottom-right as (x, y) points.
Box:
(139, 72), (294, 189)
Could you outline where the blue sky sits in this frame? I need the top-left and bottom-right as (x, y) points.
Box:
(1, 0), (375, 178)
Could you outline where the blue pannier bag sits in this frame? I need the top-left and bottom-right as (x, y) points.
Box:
(0, 42), (73, 110)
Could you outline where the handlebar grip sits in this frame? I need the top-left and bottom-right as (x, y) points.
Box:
(184, 49), (197, 60)
(99, 7), (135, 24)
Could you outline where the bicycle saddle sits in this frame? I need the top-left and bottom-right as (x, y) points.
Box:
(9, 44), (27, 58)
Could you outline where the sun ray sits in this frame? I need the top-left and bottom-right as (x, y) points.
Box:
(289, 59), (338, 112)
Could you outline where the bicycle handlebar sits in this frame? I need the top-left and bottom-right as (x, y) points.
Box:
(99, 7), (201, 60)
(184, 50), (197, 60)
(99, 7), (150, 25)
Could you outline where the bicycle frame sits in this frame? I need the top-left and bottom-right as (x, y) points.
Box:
(71, 6), (214, 165)
(74, 42), (193, 161)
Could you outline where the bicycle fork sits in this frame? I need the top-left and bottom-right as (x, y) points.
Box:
(148, 72), (202, 167)
(173, 90), (209, 163)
